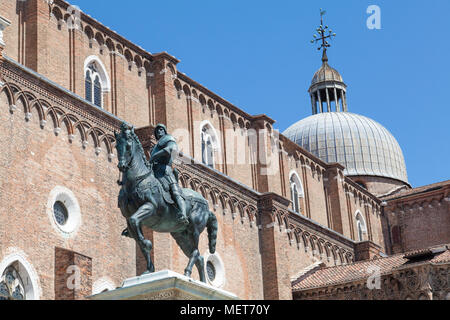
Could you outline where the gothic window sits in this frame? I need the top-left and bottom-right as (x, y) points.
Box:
(0, 265), (25, 300)
(289, 171), (304, 214)
(200, 122), (219, 169)
(355, 211), (367, 242)
(84, 56), (110, 109)
(85, 64), (103, 107)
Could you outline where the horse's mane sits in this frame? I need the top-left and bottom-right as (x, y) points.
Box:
(130, 130), (151, 169)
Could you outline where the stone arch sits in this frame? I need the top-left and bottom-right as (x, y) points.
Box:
(1, 84), (14, 107)
(209, 191), (217, 207)
(199, 94), (206, 109)
(15, 92), (29, 114)
(174, 80), (182, 99)
(218, 195), (226, 211)
(182, 84), (190, 98)
(28, 101), (44, 125)
(84, 25), (94, 43)
(59, 114), (74, 136)
(144, 60), (152, 74)
(230, 113), (237, 128)
(223, 108), (230, 120)
(196, 185), (205, 199)
(302, 234), (309, 252)
(115, 44), (123, 55)
(99, 136), (113, 155)
(95, 32), (104, 47)
(46, 108), (60, 129)
(105, 38), (115, 53)
(216, 104), (223, 117)
(85, 128), (100, 148)
(134, 55), (143, 69)
(124, 49), (133, 63)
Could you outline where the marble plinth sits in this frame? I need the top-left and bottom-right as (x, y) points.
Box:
(88, 270), (239, 300)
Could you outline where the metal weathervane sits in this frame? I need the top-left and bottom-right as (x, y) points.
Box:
(311, 9), (336, 60)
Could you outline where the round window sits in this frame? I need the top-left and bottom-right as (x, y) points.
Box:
(47, 186), (81, 238)
(206, 261), (216, 282)
(53, 201), (68, 226)
(204, 252), (225, 288)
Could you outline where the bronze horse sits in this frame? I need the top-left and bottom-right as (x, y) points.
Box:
(114, 124), (218, 282)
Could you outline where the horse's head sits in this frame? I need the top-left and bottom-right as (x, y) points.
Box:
(115, 123), (136, 172)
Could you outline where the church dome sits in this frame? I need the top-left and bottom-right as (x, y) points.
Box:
(283, 112), (409, 184)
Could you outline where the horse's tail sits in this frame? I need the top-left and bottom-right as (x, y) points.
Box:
(206, 211), (218, 254)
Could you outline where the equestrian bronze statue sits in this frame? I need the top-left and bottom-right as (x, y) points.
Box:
(115, 122), (218, 282)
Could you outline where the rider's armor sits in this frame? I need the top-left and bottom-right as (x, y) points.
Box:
(150, 124), (188, 225)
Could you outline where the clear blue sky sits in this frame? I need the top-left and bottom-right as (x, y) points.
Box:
(72, 0), (449, 188)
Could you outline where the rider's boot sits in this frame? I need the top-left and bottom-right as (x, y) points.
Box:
(175, 195), (189, 226)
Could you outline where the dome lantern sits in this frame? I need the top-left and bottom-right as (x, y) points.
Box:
(309, 10), (347, 114)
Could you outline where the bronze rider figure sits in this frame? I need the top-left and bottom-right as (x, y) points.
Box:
(150, 124), (189, 226)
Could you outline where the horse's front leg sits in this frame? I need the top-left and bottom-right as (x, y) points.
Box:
(128, 202), (156, 274)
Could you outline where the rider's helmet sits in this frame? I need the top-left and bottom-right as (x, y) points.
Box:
(154, 124), (168, 140)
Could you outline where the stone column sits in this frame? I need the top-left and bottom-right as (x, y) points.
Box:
(310, 93), (316, 115)
(317, 91), (323, 113)
(334, 87), (340, 112)
(343, 91), (348, 112)
(325, 88), (331, 112)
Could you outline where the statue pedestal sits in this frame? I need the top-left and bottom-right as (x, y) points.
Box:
(88, 270), (239, 300)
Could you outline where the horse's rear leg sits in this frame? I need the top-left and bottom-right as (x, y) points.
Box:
(195, 255), (206, 283)
(171, 231), (203, 280)
(183, 231), (200, 278)
(129, 203), (155, 274)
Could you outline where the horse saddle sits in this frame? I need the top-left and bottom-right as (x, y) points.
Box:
(153, 182), (175, 205)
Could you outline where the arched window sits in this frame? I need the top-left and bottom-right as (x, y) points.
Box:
(355, 211), (367, 242)
(202, 131), (214, 168)
(200, 121), (220, 169)
(289, 171), (304, 214)
(0, 252), (40, 300)
(84, 56), (110, 109)
(85, 64), (102, 107)
(0, 265), (25, 300)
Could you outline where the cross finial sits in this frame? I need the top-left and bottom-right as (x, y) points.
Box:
(310, 9), (336, 63)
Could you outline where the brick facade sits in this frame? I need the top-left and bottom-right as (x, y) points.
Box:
(0, 0), (448, 300)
